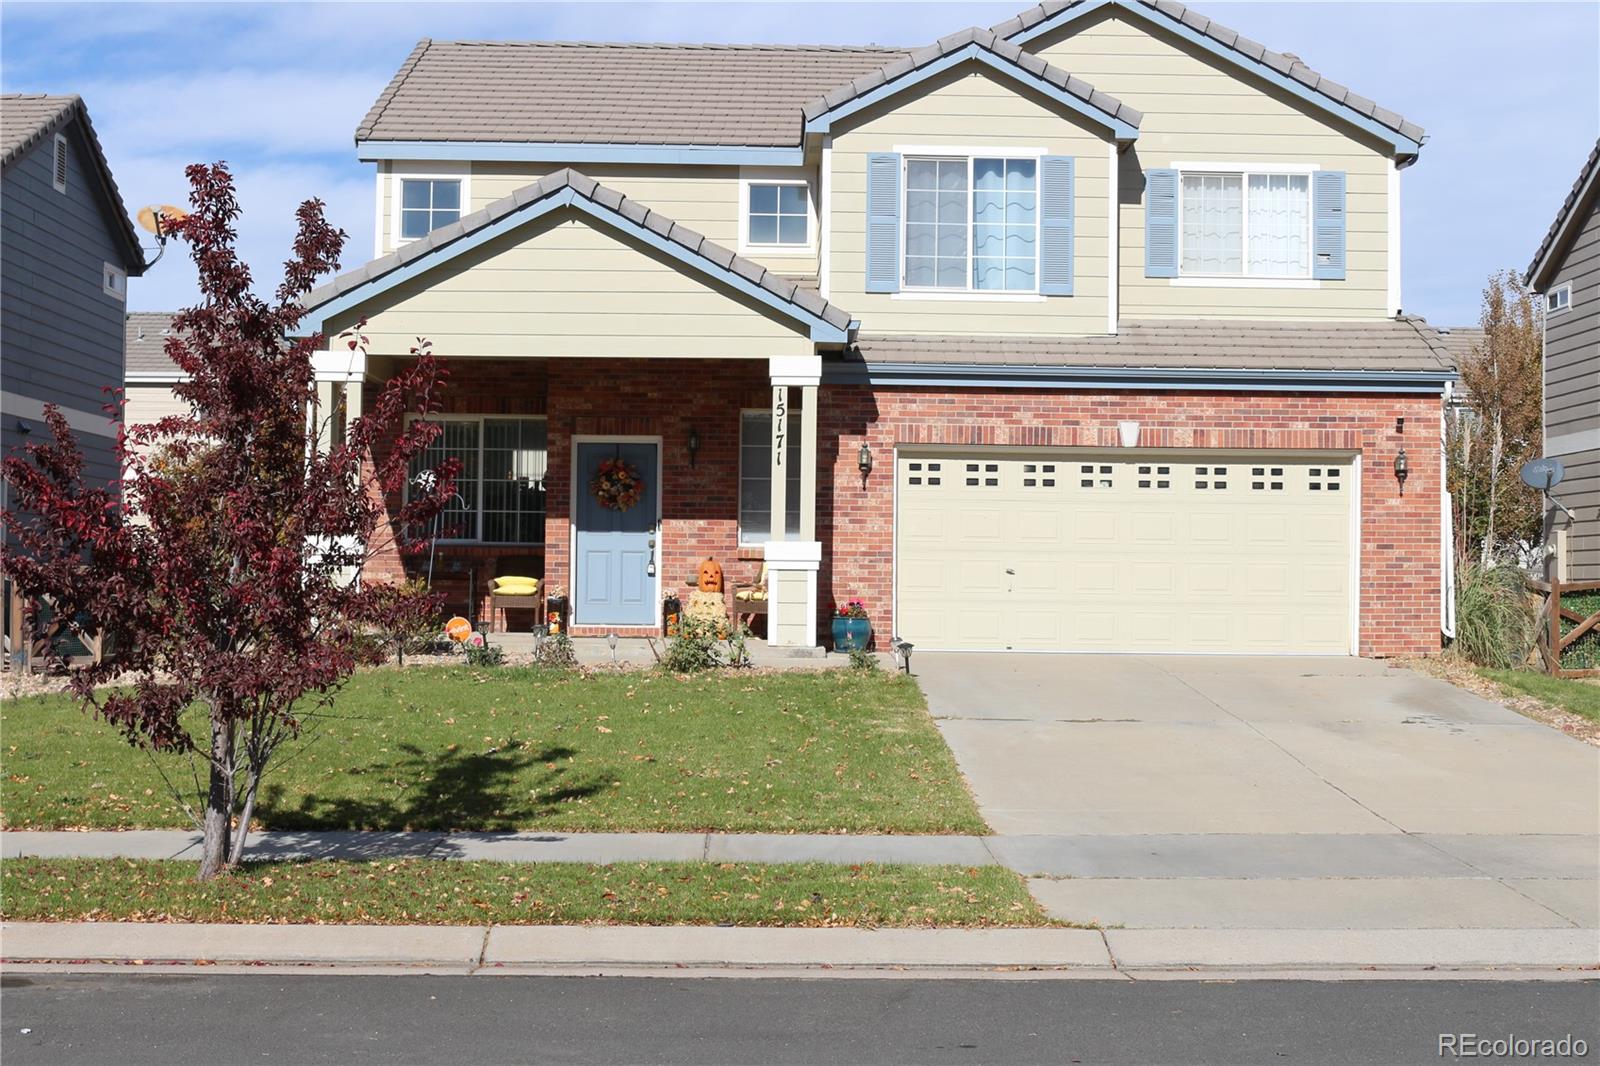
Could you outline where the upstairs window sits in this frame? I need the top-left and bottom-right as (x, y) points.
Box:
(399, 179), (461, 240)
(102, 262), (126, 301)
(1547, 284), (1572, 314)
(904, 156), (1037, 291)
(745, 182), (809, 248)
(1181, 171), (1310, 278)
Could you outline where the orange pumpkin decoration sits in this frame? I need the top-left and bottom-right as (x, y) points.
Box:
(697, 557), (723, 593)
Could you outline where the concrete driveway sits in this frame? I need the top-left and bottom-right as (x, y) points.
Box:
(919, 655), (1600, 932)
(919, 654), (1599, 837)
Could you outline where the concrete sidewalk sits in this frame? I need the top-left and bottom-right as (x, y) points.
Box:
(3, 921), (1596, 976)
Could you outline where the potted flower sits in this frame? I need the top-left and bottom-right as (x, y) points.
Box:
(831, 599), (872, 651)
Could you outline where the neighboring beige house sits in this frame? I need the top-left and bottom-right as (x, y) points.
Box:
(288, 0), (1456, 657)
(122, 311), (185, 428)
(1525, 139), (1599, 581)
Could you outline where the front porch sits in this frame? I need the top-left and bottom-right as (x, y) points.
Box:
(347, 354), (828, 649)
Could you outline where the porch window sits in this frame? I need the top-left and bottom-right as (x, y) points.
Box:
(738, 410), (801, 544)
(408, 416), (546, 544)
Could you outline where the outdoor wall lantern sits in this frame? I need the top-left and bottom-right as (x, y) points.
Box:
(1393, 417), (1408, 495)
(686, 426), (700, 468)
(857, 442), (874, 488)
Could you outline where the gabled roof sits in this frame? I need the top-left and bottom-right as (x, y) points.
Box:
(356, 39), (911, 148)
(992, 0), (1425, 157)
(1525, 138), (1600, 291)
(802, 26), (1139, 140)
(125, 312), (184, 379)
(301, 168), (853, 343)
(1, 93), (146, 271)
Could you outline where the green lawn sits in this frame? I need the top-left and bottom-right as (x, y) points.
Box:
(1, 666), (985, 834)
(1479, 668), (1600, 723)
(0, 858), (1050, 927)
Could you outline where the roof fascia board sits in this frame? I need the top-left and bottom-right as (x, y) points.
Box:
(125, 372), (188, 384)
(804, 42), (1138, 141)
(825, 361), (1455, 392)
(1001, 0), (1421, 157)
(357, 141), (806, 166)
(1526, 162), (1598, 290)
(303, 187), (845, 343)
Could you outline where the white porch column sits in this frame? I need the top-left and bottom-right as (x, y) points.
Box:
(766, 355), (823, 649)
(310, 348), (371, 587)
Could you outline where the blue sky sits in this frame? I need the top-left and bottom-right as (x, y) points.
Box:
(4, 1), (1596, 326)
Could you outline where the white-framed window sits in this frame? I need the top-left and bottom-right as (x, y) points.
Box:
(102, 262), (126, 300)
(1547, 284), (1572, 314)
(739, 173), (814, 254)
(903, 155), (1038, 292)
(1179, 169), (1311, 278)
(738, 410), (801, 544)
(406, 416), (547, 544)
(52, 133), (68, 193)
(397, 178), (463, 241)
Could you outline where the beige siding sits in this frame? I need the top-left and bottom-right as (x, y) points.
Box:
(383, 162), (821, 278)
(1027, 8), (1395, 321)
(827, 63), (1113, 336)
(122, 383), (189, 428)
(327, 207), (813, 360)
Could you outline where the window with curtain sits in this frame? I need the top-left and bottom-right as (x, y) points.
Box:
(904, 157), (1037, 291)
(738, 411), (802, 544)
(408, 417), (546, 544)
(400, 179), (462, 240)
(1180, 171), (1310, 277)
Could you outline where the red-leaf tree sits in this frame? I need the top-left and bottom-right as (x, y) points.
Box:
(2, 163), (457, 879)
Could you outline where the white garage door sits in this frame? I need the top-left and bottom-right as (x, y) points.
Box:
(895, 451), (1354, 653)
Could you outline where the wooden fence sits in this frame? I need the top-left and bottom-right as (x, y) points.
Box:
(1527, 576), (1600, 679)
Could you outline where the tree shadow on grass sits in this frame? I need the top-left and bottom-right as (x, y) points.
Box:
(253, 742), (601, 833)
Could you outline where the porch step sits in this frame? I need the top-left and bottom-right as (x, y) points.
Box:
(483, 633), (852, 670)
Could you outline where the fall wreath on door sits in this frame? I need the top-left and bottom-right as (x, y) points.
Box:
(590, 457), (645, 511)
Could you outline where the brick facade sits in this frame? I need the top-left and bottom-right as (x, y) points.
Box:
(365, 363), (1444, 657)
(817, 386), (1444, 658)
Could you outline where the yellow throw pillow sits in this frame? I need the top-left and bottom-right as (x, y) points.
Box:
(493, 577), (539, 595)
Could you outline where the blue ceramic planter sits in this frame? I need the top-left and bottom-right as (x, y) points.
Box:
(831, 616), (872, 651)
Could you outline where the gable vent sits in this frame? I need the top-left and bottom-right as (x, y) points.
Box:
(52, 133), (68, 193)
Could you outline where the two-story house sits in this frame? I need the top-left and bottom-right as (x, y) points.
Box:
(1525, 139), (1599, 582)
(299, 0), (1456, 657)
(2, 94), (148, 662)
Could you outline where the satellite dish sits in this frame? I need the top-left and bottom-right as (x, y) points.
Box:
(136, 204), (187, 235)
(1519, 457), (1565, 492)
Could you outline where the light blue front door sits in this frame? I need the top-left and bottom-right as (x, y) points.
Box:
(574, 441), (658, 626)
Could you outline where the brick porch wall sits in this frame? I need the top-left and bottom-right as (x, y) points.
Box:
(543, 358), (772, 633)
(817, 387), (1445, 658)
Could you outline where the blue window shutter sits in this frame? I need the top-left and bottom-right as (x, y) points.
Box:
(1312, 170), (1347, 280)
(865, 152), (901, 293)
(1144, 168), (1179, 278)
(1038, 156), (1075, 296)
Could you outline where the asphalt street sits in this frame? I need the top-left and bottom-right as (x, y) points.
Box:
(3, 973), (1596, 1065)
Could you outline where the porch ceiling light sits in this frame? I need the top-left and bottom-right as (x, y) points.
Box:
(686, 426), (700, 468)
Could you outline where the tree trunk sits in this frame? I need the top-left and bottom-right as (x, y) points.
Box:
(198, 716), (234, 881)
(228, 760), (264, 867)
(1481, 415), (1504, 567)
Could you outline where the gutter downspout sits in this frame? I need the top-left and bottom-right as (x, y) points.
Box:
(1441, 379), (1456, 640)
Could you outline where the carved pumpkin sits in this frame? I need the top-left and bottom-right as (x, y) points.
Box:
(697, 557), (723, 593)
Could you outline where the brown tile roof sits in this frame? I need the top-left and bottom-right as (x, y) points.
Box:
(1, 93), (145, 269)
(801, 26), (1140, 133)
(846, 317), (1457, 374)
(991, 0), (1425, 148)
(1525, 138), (1600, 290)
(1434, 326), (1483, 371)
(125, 312), (183, 377)
(356, 40), (912, 146)
(303, 168), (852, 333)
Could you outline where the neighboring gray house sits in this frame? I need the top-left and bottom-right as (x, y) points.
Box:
(1526, 138), (1600, 581)
(2, 94), (148, 659)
